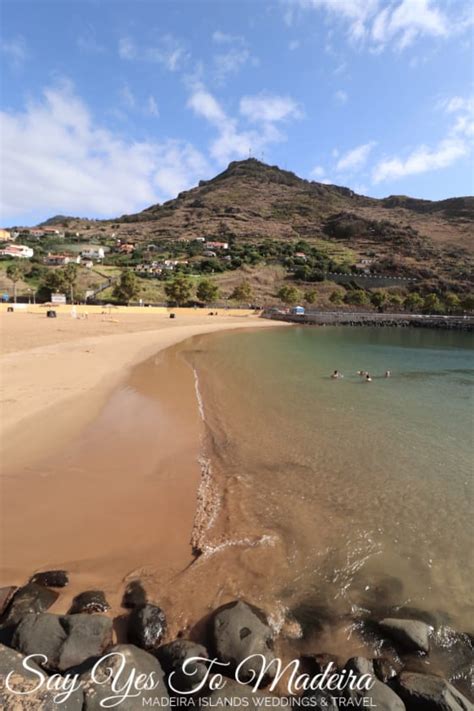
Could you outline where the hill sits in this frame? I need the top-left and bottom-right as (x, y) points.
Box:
(25, 158), (473, 304)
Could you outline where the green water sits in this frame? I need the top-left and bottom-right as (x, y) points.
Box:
(190, 326), (474, 633)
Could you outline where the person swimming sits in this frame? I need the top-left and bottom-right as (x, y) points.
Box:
(365, 373), (372, 382)
(331, 370), (343, 379)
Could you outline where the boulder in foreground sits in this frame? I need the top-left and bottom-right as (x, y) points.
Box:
(0, 643), (84, 710)
(379, 618), (431, 654)
(395, 671), (474, 711)
(80, 643), (169, 710)
(128, 603), (167, 652)
(211, 600), (276, 684)
(12, 612), (113, 672)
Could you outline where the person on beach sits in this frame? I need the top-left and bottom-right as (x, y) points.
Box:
(331, 370), (343, 379)
(385, 370), (391, 377)
(365, 373), (372, 382)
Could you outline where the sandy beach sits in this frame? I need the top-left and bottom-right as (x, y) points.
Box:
(0, 307), (285, 632)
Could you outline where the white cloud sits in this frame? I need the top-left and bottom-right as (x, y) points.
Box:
(210, 31), (256, 83)
(371, 0), (447, 49)
(212, 30), (244, 44)
(1, 36), (28, 69)
(187, 85), (301, 164)
(240, 94), (303, 123)
(0, 81), (209, 221)
(334, 89), (348, 105)
(214, 48), (252, 82)
(119, 34), (188, 71)
(372, 137), (467, 183)
(187, 87), (227, 125)
(288, 0), (468, 50)
(371, 93), (473, 183)
(336, 141), (376, 172)
(311, 165), (325, 178)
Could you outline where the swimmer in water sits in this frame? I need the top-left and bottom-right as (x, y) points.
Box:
(331, 370), (343, 379)
(365, 373), (372, 382)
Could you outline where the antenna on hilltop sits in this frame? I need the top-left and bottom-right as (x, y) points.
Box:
(248, 148), (252, 158)
(261, 151), (265, 162)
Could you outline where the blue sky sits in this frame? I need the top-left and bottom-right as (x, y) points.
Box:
(1, 0), (473, 226)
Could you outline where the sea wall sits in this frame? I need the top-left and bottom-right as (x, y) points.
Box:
(262, 309), (474, 331)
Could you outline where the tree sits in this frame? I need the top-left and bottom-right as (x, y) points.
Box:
(305, 289), (317, 305)
(423, 293), (443, 314)
(164, 274), (193, 305)
(329, 289), (344, 306)
(6, 262), (26, 303)
(230, 281), (253, 303)
(277, 285), (302, 305)
(388, 294), (403, 310)
(460, 294), (474, 312)
(404, 292), (423, 312)
(344, 289), (369, 306)
(370, 291), (387, 311)
(62, 263), (79, 303)
(196, 279), (219, 304)
(444, 293), (461, 314)
(113, 269), (140, 304)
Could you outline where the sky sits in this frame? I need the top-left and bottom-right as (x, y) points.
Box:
(1, 0), (473, 226)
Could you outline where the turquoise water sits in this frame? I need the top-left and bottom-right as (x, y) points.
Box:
(189, 326), (474, 634)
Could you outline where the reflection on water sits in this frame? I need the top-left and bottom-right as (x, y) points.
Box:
(184, 327), (474, 644)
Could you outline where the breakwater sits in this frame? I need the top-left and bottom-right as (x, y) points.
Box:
(262, 310), (474, 331)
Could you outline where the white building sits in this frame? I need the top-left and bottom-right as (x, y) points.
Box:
(81, 247), (105, 260)
(0, 244), (34, 258)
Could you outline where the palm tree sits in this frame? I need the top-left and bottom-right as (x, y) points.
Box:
(6, 262), (25, 303)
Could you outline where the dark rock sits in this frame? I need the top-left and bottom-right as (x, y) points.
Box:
(206, 681), (270, 708)
(303, 652), (339, 675)
(69, 590), (110, 614)
(380, 618), (432, 654)
(0, 643), (84, 710)
(12, 612), (112, 672)
(0, 586), (17, 616)
(30, 570), (69, 588)
(80, 643), (169, 710)
(128, 603), (167, 651)
(58, 614), (113, 671)
(158, 639), (208, 693)
(1, 582), (59, 626)
(374, 656), (404, 683)
(344, 657), (406, 710)
(211, 600), (276, 684)
(122, 580), (147, 609)
(395, 671), (474, 710)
